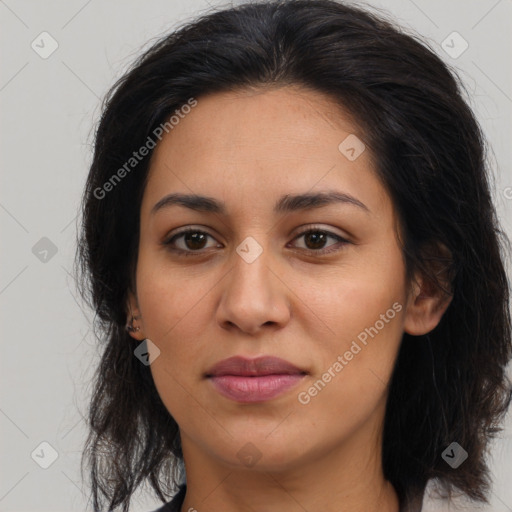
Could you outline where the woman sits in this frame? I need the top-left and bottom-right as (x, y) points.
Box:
(76, 1), (512, 511)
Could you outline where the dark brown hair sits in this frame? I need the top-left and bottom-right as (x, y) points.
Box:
(76, 1), (512, 510)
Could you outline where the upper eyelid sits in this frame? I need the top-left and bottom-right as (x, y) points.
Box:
(292, 226), (349, 240)
(164, 226), (217, 243)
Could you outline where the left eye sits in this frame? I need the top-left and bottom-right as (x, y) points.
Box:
(290, 229), (348, 253)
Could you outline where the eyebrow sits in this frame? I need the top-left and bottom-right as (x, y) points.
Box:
(151, 191), (370, 216)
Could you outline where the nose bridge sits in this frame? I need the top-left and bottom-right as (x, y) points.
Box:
(216, 237), (290, 333)
(232, 240), (272, 297)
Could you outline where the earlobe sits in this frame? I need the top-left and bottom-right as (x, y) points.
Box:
(125, 290), (145, 341)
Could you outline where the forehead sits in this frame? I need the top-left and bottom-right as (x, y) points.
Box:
(142, 86), (390, 219)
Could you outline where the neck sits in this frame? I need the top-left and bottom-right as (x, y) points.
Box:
(180, 405), (400, 512)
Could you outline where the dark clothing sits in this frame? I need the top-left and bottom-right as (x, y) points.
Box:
(150, 485), (186, 512)
(150, 484), (425, 512)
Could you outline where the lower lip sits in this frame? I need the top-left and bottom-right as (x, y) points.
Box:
(208, 374), (305, 403)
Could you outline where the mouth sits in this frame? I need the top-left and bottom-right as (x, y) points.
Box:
(205, 356), (308, 403)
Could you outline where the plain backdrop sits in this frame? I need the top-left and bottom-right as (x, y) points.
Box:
(1, 0), (511, 511)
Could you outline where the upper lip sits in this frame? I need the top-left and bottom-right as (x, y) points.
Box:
(206, 356), (307, 377)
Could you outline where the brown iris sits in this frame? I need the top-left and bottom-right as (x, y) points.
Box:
(303, 231), (327, 250)
(183, 232), (208, 250)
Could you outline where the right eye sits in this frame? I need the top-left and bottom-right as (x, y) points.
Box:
(163, 228), (223, 256)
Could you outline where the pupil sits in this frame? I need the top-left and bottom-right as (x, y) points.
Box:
(185, 232), (206, 250)
(305, 232), (326, 249)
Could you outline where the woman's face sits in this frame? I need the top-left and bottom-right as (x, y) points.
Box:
(128, 86), (441, 473)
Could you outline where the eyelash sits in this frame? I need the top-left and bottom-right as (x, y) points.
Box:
(163, 226), (350, 257)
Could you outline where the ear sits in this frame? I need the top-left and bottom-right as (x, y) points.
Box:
(125, 289), (146, 341)
(403, 242), (454, 336)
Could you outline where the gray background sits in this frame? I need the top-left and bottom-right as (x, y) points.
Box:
(0, 0), (511, 511)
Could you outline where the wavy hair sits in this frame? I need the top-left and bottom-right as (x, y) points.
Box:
(76, 1), (512, 510)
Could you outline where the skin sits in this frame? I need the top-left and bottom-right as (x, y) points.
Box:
(127, 86), (452, 512)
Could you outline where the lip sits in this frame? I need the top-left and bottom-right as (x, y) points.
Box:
(206, 356), (307, 403)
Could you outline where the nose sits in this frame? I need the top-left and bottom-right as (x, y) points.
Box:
(215, 245), (291, 335)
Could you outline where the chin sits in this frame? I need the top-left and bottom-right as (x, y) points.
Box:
(213, 432), (312, 472)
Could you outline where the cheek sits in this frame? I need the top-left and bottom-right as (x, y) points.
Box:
(299, 244), (407, 404)
(136, 267), (210, 420)
(136, 249), (215, 343)
(296, 300), (405, 436)
(135, 258), (215, 410)
(302, 243), (406, 347)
